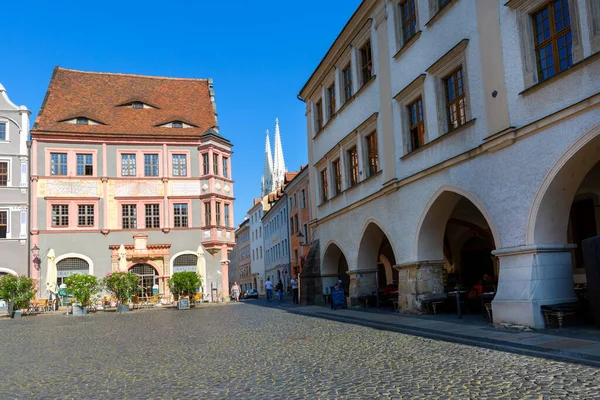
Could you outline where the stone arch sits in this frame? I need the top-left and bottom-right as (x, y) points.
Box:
(527, 122), (600, 245)
(415, 185), (500, 261)
(55, 253), (94, 276)
(170, 250), (198, 276)
(356, 219), (398, 270)
(0, 267), (18, 276)
(321, 241), (350, 294)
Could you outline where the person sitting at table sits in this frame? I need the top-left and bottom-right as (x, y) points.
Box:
(471, 280), (484, 296)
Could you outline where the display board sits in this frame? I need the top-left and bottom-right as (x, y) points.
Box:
(178, 296), (190, 310)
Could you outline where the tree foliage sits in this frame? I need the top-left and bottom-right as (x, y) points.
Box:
(64, 274), (101, 307)
(168, 272), (202, 297)
(104, 272), (140, 304)
(0, 274), (37, 310)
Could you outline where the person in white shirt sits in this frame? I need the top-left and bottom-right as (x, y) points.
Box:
(291, 276), (299, 304)
(265, 278), (273, 302)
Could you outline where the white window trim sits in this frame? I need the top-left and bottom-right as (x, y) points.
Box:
(510, 0), (584, 88)
(0, 208), (10, 239)
(393, 0), (422, 52)
(352, 23), (374, 89)
(0, 118), (9, 142)
(336, 49), (354, 105)
(0, 158), (11, 187)
(426, 39), (471, 136)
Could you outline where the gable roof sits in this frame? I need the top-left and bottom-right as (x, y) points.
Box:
(32, 67), (219, 139)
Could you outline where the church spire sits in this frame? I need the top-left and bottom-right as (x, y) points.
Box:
(261, 129), (274, 197)
(272, 118), (286, 190)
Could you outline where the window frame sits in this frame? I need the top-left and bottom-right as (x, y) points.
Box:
(341, 63), (353, 104)
(359, 40), (373, 87)
(121, 153), (137, 177)
(144, 153), (160, 177)
(0, 161), (8, 187)
(320, 167), (329, 203)
(444, 67), (468, 131)
(326, 83), (336, 120)
(399, 0), (418, 45)
(50, 152), (68, 176)
(122, 204), (137, 229)
(0, 122), (6, 141)
(204, 202), (212, 226)
(332, 159), (342, 196)
(222, 157), (229, 178)
(0, 210), (8, 239)
(213, 153), (219, 175)
(224, 203), (230, 227)
(171, 153), (188, 177)
(173, 203), (189, 228)
(144, 204), (160, 229)
(76, 153), (94, 176)
(532, 0), (573, 82)
(314, 99), (323, 134)
(365, 132), (379, 178)
(77, 204), (95, 227)
(51, 204), (69, 227)
(347, 146), (359, 188)
(215, 202), (222, 226)
(202, 153), (209, 175)
(408, 97), (426, 151)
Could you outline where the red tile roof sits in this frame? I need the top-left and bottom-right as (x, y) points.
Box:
(32, 67), (218, 139)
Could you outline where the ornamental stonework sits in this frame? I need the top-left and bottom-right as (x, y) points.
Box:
(115, 181), (162, 197)
(41, 180), (99, 197)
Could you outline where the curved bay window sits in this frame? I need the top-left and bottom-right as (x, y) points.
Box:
(57, 257), (90, 286)
(173, 254), (198, 273)
(130, 264), (158, 297)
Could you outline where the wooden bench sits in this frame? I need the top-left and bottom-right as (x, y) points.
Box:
(541, 302), (579, 328)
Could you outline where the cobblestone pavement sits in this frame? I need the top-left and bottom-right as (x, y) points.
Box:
(1, 300), (600, 399)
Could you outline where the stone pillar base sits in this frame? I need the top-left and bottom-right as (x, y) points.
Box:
(492, 244), (577, 329)
(395, 261), (446, 314)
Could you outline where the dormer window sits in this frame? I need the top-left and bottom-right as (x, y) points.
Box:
(156, 120), (196, 129)
(76, 118), (89, 125)
(133, 102), (144, 109)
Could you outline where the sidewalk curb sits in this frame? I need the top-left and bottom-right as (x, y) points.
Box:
(289, 309), (600, 368)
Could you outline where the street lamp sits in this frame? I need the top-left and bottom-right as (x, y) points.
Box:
(31, 245), (41, 271)
(297, 231), (310, 247)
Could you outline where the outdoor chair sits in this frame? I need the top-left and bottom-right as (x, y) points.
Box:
(39, 299), (48, 313)
(146, 295), (159, 307)
(131, 295), (140, 310)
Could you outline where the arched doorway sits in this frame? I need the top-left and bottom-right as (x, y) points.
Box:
(415, 189), (498, 315)
(526, 128), (600, 327)
(56, 257), (90, 287)
(321, 243), (350, 297)
(130, 264), (158, 297)
(356, 222), (398, 307)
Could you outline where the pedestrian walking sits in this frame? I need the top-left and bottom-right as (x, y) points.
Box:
(231, 282), (241, 302)
(265, 278), (273, 302)
(276, 281), (284, 302)
(291, 275), (299, 304)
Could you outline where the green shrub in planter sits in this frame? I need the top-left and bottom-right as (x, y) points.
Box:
(168, 272), (202, 297)
(64, 274), (101, 313)
(0, 274), (37, 316)
(103, 271), (140, 306)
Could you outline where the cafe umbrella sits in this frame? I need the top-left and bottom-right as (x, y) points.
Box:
(45, 249), (58, 296)
(196, 245), (206, 295)
(118, 244), (128, 272)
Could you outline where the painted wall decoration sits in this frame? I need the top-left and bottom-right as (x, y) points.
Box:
(115, 181), (162, 197)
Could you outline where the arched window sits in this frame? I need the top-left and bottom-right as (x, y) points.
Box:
(56, 257), (90, 286)
(172, 254), (198, 273)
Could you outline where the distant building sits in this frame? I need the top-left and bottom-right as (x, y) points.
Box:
(248, 198), (268, 294)
(285, 166), (310, 278)
(30, 67), (235, 300)
(235, 219), (251, 292)
(0, 83), (30, 277)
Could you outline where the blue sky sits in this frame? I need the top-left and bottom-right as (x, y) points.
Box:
(0, 0), (362, 226)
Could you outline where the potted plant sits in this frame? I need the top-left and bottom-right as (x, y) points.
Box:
(0, 274), (37, 318)
(168, 272), (202, 308)
(64, 274), (101, 316)
(103, 271), (140, 313)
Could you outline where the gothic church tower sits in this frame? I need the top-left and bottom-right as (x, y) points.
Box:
(261, 118), (287, 196)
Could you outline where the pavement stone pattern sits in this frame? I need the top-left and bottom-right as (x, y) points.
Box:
(1, 300), (600, 399)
